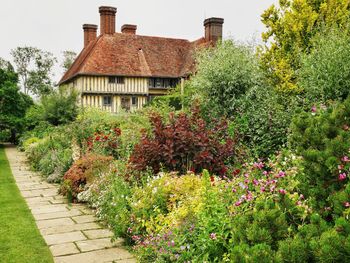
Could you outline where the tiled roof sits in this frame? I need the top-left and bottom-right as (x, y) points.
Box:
(59, 33), (209, 85)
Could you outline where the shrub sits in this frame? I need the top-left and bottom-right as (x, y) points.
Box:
(289, 97), (350, 212)
(235, 86), (300, 157)
(115, 154), (308, 261)
(129, 107), (235, 176)
(25, 128), (73, 180)
(190, 40), (264, 117)
(298, 27), (350, 104)
(60, 154), (113, 201)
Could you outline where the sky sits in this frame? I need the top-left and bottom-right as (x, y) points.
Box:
(0, 0), (278, 83)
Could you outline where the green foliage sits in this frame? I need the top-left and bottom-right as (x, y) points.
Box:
(25, 85), (78, 127)
(235, 86), (300, 157)
(289, 97), (350, 213)
(190, 40), (263, 117)
(298, 27), (350, 103)
(0, 61), (33, 142)
(25, 126), (74, 181)
(11, 46), (57, 96)
(260, 0), (350, 93)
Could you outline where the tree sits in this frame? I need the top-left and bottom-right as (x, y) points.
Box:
(260, 0), (350, 93)
(11, 46), (57, 96)
(0, 59), (33, 142)
(298, 27), (350, 103)
(61, 50), (77, 73)
(190, 40), (263, 117)
(25, 85), (79, 127)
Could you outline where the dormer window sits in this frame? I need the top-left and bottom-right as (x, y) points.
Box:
(108, 76), (125, 84)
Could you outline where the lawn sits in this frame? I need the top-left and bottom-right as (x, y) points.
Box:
(0, 145), (53, 263)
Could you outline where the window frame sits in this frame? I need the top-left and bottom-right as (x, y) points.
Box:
(103, 95), (112, 106)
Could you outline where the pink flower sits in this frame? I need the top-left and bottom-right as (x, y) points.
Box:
(210, 233), (217, 240)
(299, 194), (304, 200)
(338, 164), (344, 170)
(339, 173), (347, 181)
(279, 189), (287, 195)
(270, 185), (276, 192)
(296, 201), (302, 206)
(232, 188), (237, 193)
(260, 187), (266, 192)
(263, 171), (269, 176)
(342, 156), (350, 162)
(311, 105), (317, 113)
(127, 227), (133, 234)
(244, 173), (250, 178)
(344, 202), (350, 208)
(235, 200), (242, 206)
(253, 162), (264, 169)
(253, 179), (259, 186)
(278, 171), (286, 178)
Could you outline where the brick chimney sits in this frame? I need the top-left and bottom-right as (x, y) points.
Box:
(121, 24), (137, 35)
(204, 17), (224, 43)
(83, 24), (98, 48)
(99, 6), (117, 35)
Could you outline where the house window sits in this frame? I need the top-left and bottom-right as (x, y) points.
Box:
(109, 76), (125, 84)
(132, 96), (138, 106)
(116, 77), (124, 84)
(103, 96), (112, 106)
(121, 96), (131, 111)
(108, 76), (116, 84)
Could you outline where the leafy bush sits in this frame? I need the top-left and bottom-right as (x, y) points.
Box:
(235, 86), (300, 157)
(298, 27), (350, 103)
(190, 40), (264, 117)
(25, 126), (74, 181)
(129, 107), (235, 176)
(25, 85), (78, 127)
(60, 154), (113, 201)
(289, 97), (350, 212)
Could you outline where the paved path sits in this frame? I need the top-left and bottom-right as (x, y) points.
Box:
(5, 145), (135, 263)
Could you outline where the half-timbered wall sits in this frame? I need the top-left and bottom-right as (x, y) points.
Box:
(81, 76), (148, 94)
(62, 76), (173, 113)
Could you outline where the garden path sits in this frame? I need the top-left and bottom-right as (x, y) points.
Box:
(5, 145), (135, 263)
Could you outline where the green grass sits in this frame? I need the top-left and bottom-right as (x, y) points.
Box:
(0, 145), (53, 263)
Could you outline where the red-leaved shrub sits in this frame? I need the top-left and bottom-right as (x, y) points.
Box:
(60, 154), (114, 201)
(129, 107), (235, 176)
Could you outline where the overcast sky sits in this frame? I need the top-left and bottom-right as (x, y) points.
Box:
(0, 0), (278, 82)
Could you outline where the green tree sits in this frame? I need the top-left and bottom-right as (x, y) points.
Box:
(260, 0), (350, 93)
(11, 46), (57, 96)
(0, 59), (33, 142)
(298, 27), (350, 103)
(61, 50), (77, 73)
(190, 40), (263, 117)
(25, 86), (79, 127)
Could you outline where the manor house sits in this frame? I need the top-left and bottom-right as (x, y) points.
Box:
(59, 6), (224, 113)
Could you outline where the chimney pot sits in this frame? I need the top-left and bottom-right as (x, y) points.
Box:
(121, 24), (137, 34)
(204, 17), (224, 44)
(99, 6), (117, 35)
(83, 24), (98, 48)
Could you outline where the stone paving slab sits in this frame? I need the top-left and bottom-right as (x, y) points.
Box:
(5, 145), (134, 263)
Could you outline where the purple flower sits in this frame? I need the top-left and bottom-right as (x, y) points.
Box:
(210, 233), (217, 240)
(339, 173), (347, 181)
(344, 202), (350, 208)
(253, 179), (259, 186)
(180, 246), (186, 251)
(127, 227), (133, 234)
(260, 186), (266, 192)
(311, 105), (317, 113)
(232, 187), (237, 193)
(263, 171), (269, 176)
